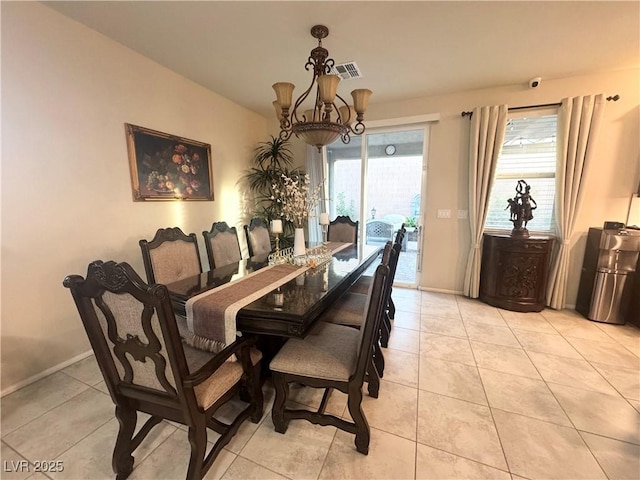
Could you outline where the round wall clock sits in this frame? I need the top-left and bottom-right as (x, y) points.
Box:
(385, 144), (396, 155)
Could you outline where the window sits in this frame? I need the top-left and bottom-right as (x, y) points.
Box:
(484, 111), (557, 232)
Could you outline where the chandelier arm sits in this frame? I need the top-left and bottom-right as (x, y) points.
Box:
(333, 93), (350, 124)
(334, 92), (349, 108)
(323, 58), (335, 75)
(279, 116), (292, 130)
(291, 74), (319, 123)
(279, 129), (292, 142)
(341, 132), (351, 144)
(351, 121), (366, 135)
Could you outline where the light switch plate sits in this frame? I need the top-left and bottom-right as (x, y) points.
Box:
(437, 209), (451, 219)
(457, 209), (468, 219)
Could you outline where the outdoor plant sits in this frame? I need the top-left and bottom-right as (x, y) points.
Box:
(336, 192), (357, 219)
(405, 216), (418, 228)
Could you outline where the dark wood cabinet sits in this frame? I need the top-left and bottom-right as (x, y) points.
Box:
(479, 233), (554, 312)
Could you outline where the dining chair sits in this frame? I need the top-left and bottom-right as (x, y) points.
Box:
(139, 227), (202, 285)
(350, 226), (406, 328)
(63, 260), (263, 480)
(327, 215), (359, 244)
(202, 221), (242, 270)
(269, 263), (389, 455)
(244, 217), (271, 257)
(321, 242), (400, 380)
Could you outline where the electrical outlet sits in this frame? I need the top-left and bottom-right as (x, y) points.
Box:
(457, 209), (468, 219)
(437, 209), (451, 219)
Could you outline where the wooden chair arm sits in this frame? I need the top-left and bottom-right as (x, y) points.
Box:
(184, 336), (256, 387)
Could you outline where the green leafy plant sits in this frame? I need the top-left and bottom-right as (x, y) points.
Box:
(404, 216), (418, 228)
(245, 136), (295, 218)
(244, 136), (298, 245)
(336, 192), (357, 219)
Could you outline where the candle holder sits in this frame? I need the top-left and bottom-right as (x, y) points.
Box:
(271, 219), (283, 256)
(319, 212), (330, 244)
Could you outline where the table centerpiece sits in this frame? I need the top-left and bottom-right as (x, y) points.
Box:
(271, 173), (324, 257)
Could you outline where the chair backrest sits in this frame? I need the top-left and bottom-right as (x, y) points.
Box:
(244, 218), (271, 257)
(328, 216), (359, 244)
(63, 261), (193, 407)
(202, 222), (242, 270)
(353, 261), (391, 382)
(394, 224), (406, 245)
(386, 242), (402, 296)
(139, 227), (202, 285)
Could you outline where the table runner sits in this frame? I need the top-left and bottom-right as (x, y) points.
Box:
(184, 242), (351, 353)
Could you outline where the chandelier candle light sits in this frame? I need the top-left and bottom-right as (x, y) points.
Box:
(272, 25), (372, 151)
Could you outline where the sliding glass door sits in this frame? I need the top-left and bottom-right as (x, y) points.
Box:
(327, 126), (427, 286)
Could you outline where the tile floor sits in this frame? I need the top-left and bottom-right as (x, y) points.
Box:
(2, 290), (640, 480)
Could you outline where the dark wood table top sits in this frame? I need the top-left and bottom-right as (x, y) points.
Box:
(166, 243), (382, 338)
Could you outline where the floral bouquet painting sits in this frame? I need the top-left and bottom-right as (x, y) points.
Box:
(125, 124), (214, 201)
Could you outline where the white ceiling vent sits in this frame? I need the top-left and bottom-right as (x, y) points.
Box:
(329, 62), (362, 80)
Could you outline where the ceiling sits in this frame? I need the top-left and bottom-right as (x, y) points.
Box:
(44, 1), (639, 119)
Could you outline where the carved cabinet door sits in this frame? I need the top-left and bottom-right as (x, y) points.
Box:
(479, 234), (554, 312)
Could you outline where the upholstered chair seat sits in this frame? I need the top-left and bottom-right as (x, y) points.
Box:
(270, 322), (360, 381)
(191, 348), (262, 410)
(348, 279), (370, 295)
(322, 292), (368, 326)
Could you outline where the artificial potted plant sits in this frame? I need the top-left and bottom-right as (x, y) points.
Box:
(244, 136), (297, 246)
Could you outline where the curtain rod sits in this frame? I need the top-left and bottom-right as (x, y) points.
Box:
(460, 94), (620, 117)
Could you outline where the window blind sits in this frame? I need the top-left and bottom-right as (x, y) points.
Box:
(485, 113), (557, 232)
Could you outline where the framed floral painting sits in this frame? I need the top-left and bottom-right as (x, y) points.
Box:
(125, 124), (214, 201)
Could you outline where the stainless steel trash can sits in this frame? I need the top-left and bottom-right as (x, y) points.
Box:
(588, 268), (632, 324)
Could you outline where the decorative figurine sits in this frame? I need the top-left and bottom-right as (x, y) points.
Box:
(506, 179), (537, 237)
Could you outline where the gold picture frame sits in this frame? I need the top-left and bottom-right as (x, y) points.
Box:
(125, 123), (214, 201)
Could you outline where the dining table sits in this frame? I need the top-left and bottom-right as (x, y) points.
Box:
(166, 243), (382, 340)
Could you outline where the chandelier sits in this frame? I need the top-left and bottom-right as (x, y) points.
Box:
(272, 25), (372, 151)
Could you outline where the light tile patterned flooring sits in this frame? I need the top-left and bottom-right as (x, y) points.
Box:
(2, 290), (640, 479)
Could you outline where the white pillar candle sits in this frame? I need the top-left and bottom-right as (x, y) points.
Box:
(271, 219), (283, 233)
(319, 213), (330, 225)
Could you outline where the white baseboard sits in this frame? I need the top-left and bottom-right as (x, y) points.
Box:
(419, 286), (464, 295)
(394, 284), (463, 296)
(1, 350), (94, 398)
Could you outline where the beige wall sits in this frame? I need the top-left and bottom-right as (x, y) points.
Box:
(285, 69), (639, 298)
(1, 3), (267, 393)
(366, 68), (640, 298)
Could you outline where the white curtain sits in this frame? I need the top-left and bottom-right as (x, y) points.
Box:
(306, 145), (325, 244)
(463, 104), (509, 297)
(546, 94), (605, 309)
